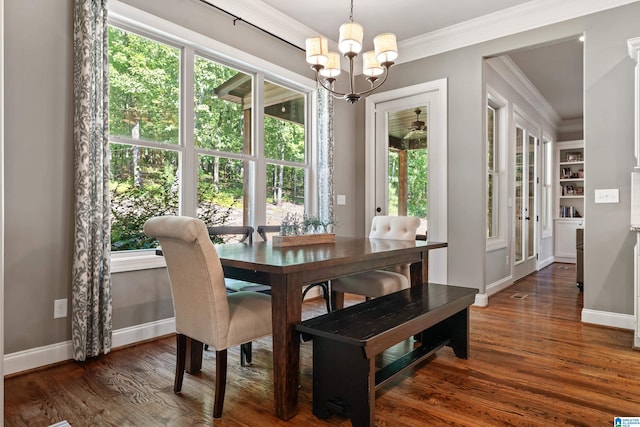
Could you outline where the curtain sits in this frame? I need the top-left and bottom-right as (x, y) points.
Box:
(71, 0), (112, 361)
(317, 87), (335, 225)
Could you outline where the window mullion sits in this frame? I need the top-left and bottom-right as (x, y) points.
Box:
(182, 47), (197, 217)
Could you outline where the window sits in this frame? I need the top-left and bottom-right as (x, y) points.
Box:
(108, 27), (181, 251)
(108, 21), (314, 258)
(542, 137), (553, 237)
(486, 91), (507, 249)
(487, 104), (498, 239)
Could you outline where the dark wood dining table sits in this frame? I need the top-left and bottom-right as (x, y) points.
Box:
(183, 236), (447, 421)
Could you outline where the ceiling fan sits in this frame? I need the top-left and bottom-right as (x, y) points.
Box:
(403, 108), (426, 140)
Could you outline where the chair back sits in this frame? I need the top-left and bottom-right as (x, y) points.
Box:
(256, 225), (281, 242)
(144, 216), (232, 349)
(369, 215), (420, 240)
(208, 225), (254, 244)
(369, 216), (420, 279)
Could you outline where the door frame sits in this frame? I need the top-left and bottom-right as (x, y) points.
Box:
(364, 79), (448, 283)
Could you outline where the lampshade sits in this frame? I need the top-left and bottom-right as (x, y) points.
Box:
(338, 22), (363, 55)
(362, 51), (384, 77)
(374, 33), (398, 64)
(319, 52), (342, 78)
(305, 37), (329, 66)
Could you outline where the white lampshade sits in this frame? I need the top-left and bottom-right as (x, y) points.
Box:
(305, 37), (329, 65)
(362, 51), (384, 77)
(374, 33), (398, 63)
(338, 22), (363, 55)
(319, 52), (342, 78)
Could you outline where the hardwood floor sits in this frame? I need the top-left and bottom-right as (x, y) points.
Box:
(6, 263), (640, 426)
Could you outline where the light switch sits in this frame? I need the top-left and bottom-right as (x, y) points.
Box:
(337, 194), (346, 205)
(594, 188), (619, 204)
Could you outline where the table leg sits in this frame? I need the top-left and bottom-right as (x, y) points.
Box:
(270, 273), (302, 420)
(410, 250), (429, 287)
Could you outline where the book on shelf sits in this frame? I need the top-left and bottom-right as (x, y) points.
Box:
(559, 206), (581, 218)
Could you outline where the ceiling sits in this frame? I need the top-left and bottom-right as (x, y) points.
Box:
(203, 0), (625, 126)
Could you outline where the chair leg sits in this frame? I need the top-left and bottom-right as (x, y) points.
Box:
(240, 342), (252, 366)
(302, 282), (331, 313)
(320, 282), (331, 312)
(213, 349), (228, 419)
(174, 334), (187, 393)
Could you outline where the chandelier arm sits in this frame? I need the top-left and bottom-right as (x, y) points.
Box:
(314, 70), (349, 98)
(351, 65), (392, 98)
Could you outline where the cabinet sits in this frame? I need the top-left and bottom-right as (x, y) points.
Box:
(554, 140), (584, 263)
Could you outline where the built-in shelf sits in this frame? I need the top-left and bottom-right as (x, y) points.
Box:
(555, 140), (584, 263)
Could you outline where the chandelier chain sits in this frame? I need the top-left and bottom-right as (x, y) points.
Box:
(349, 0), (354, 22)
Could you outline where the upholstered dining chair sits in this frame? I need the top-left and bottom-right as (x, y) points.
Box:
(330, 215), (421, 310)
(143, 216), (272, 419)
(257, 225), (332, 312)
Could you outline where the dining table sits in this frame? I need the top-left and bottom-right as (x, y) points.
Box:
(182, 236), (447, 421)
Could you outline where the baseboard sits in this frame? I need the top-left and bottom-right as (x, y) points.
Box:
(581, 309), (634, 330)
(486, 275), (514, 297)
(538, 256), (554, 269)
(554, 256), (576, 264)
(4, 318), (176, 376)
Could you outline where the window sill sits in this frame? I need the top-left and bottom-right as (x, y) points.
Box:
(111, 250), (166, 273)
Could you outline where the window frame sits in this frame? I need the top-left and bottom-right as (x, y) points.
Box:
(486, 89), (508, 251)
(108, 1), (317, 272)
(541, 135), (553, 238)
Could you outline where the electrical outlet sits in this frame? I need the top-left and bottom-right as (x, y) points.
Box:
(54, 298), (68, 319)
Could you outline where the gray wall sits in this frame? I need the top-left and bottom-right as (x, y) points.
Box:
(4, 0), (639, 356)
(5, 0), (75, 353)
(583, 6), (637, 314)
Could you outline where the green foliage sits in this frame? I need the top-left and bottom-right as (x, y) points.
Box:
(108, 26), (179, 144)
(388, 149), (429, 218)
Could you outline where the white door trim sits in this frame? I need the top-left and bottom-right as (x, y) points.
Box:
(364, 79), (448, 283)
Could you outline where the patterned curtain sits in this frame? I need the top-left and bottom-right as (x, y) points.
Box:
(317, 88), (335, 225)
(71, 0), (112, 361)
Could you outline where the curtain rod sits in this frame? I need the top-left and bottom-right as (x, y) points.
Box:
(198, 0), (304, 52)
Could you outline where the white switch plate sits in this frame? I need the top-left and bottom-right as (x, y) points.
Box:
(594, 188), (619, 204)
(337, 194), (346, 205)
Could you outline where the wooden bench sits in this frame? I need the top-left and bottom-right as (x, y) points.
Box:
(296, 283), (478, 427)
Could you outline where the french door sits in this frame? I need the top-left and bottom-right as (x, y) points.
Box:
(365, 80), (448, 284)
(513, 119), (538, 280)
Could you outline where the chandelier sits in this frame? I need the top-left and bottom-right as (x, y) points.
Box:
(304, 0), (398, 104)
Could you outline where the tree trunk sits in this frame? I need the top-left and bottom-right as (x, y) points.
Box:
(132, 122), (142, 188)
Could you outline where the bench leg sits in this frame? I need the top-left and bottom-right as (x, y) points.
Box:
(312, 337), (375, 426)
(420, 308), (469, 359)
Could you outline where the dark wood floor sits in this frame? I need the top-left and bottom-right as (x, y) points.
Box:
(6, 263), (640, 426)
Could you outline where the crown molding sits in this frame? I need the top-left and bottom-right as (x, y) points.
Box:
(397, 0), (639, 65)
(204, 0), (640, 67)
(487, 56), (561, 127)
